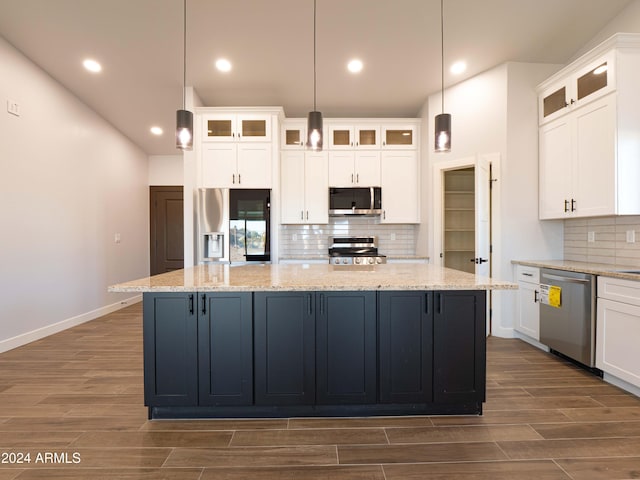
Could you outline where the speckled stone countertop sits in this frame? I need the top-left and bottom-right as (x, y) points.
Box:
(109, 263), (517, 293)
(512, 259), (640, 280)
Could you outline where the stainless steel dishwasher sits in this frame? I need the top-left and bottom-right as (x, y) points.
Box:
(539, 268), (596, 368)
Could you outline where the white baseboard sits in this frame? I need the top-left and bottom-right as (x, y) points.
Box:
(0, 295), (142, 354)
(603, 372), (640, 398)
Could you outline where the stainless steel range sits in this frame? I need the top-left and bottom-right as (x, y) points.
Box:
(328, 236), (387, 265)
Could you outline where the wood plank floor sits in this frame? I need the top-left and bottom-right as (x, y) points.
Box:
(1, 302), (640, 479)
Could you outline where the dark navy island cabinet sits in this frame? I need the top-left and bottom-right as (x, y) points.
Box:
(143, 289), (486, 419)
(143, 292), (253, 409)
(378, 291), (433, 404)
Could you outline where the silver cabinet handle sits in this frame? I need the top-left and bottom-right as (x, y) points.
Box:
(238, 174), (241, 184)
(301, 211), (304, 220)
(306, 211), (309, 220)
(232, 174), (235, 184)
(351, 173), (354, 183)
(356, 173), (359, 183)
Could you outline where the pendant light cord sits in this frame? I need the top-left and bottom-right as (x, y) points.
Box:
(183, 0), (187, 110)
(313, 0), (317, 111)
(440, 0), (444, 114)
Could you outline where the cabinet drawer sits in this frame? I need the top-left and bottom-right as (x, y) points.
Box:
(516, 265), (540, 284)
(598, 276), (640, 306)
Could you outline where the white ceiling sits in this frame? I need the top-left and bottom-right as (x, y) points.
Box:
(0, 0), (633, 155)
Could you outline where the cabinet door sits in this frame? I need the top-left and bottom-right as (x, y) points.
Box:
(316, 292), (377, 405)
(379, 291), (433, 404)
(198, 293), (253, 406)
(539, 117), (572, 219)
(280, 151), (306, 223)
(203, 115), (236, 141)
(433, 291), (486, 404)
(355, 126), (380, 149)
(597, 298), (640, 388)
(516, 282), (540, 340)
(382, 125), (417, 149)
(237, 143), (272, 188)
(238, 114), (271, 142)
(329, 125), (354, 149)
(381, 151), (419, 223)
(254, 292), (316, 405)
(573, 95), (616, 217)
(304, 151), (329, 224)
(328, 151), (356, 186)
(202, 144), (237, 188)
(355, 151), (381, 186)
(143, 293), (198, 407)
(281, 121), (306, 149)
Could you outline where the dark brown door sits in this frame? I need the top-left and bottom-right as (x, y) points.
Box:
(150, 186), (184, 275)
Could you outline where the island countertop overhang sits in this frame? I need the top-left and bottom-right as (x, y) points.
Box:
(109, 263), (517, 293)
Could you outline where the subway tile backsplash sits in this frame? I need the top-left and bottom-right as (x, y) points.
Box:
(279, 217), (418, 258)
(564, 215), (640, 267)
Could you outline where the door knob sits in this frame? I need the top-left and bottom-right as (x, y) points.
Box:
(470, 257), (489, 264)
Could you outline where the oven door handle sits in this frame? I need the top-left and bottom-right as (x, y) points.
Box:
(541, 273), (590, 284)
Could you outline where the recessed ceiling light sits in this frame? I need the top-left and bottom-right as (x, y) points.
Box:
(83, 59), (102, 73)
(215, 58), (232, 72)
(347, 59), (363, 73)
(450, 61), (467, 75)
(150, 126), (163, 136)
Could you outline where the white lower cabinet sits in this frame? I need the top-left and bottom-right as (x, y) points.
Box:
(514, 265), (540, 340)
(597, 276), (640, 389)
(280, 151), (328, 224)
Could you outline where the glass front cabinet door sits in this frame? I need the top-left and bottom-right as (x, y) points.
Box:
(204, 114), (271, 142)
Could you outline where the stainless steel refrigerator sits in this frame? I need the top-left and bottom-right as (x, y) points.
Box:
(197, 188), (271, 264)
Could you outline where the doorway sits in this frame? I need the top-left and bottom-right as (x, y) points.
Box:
(433, 154), (498, 334)
(150, 186), (184, 275)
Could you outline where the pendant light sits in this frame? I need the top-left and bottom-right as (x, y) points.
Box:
(176, 0), (193, 151)
(307, 0), (323, 150)
(434, 0), (451, 152)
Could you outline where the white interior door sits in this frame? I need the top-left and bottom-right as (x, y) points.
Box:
(474, 155), (491, 277)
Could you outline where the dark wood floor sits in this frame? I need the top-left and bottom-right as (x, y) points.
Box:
(1, 303), (640, 479)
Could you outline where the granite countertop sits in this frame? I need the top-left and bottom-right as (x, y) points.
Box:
(109, 263), (517, 293)
(512, 259), (640, 280)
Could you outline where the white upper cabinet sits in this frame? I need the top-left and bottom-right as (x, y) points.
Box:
(197, 107), (282, 189)
(381, 124), (418, 149)
(539, 51), (615, 125)
(280, 151), (328, 224)
(538, 33), (640, 219)
(281, 120), (307, 149)
(328, 151), (381, 187)
(380, 150), (419, 223)
(203, 113), (272, 142)
(328, 124), (380, 149)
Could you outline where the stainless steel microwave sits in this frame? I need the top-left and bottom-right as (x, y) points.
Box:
(329, 187), (382, 216)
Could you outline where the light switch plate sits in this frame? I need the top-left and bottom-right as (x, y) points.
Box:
(587, 231), (595, 243)
(7, 100), (20, 116)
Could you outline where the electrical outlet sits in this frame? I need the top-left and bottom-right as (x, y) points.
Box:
(627, 230), (636, 243)
(587, 231), (595, 243)
(7, 100), (20, 117)
(114, 233), (121, 244)
(390, 233), (396, 241)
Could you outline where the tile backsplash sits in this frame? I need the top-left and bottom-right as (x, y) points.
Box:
(279, 217), (418, 258)
(564, 216), (640, 267)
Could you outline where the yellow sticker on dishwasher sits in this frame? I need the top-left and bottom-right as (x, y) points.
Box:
(548, 285), (562, 308)
(539, 284), (562, 308)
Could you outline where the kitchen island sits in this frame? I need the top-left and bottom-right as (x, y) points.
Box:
(110, 263), (516, 419)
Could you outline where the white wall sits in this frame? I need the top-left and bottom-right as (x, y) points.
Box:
(422, 62), (564, 337)
(148, 155), (184, 186)
(0, 36), (149, 352)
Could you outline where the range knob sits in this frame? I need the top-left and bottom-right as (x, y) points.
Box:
(342, 258), (348, 264)
(355, 257), (361, 264)
(333, 258), (340, 265)
(368, 257), (374, 265)
(375, 257), (383, 264)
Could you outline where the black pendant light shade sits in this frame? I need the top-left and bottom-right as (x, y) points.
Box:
(306, 0), (323, 151)
(176, 0), (193, 151)
(176, 109), (193, 150)
(307, 110), (323, 150)
(434, 113), (451, 152)
(434, 0), (451, 152)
